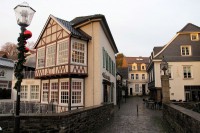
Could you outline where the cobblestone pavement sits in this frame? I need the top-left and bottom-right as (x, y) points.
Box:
(97, 97), (167, 133)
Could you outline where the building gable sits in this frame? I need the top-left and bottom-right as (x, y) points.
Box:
(34, 16), (70, 48)
(154, 23), (200, 62)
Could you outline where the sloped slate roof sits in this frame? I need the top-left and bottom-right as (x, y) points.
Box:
(178, 23), (200, 33)
(153, 46), (163, 55)
(125, 57), (149, 64)
(70, 14), (104, 26)
(117, 67), (128, 79)
(54, 16), (91, 40)
(0, 57), (14, 68)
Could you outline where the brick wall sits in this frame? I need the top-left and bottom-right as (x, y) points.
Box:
(163, 103), (200, 133)
(0, 103), (114, 132)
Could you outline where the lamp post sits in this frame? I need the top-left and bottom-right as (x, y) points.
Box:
(160, 56), (168, 75)
(160, 56), (170, 104)
(117, 74), (121, 109)
(14, 2), (35, 133)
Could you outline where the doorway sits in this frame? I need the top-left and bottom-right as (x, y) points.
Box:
(142, 84), (146, 95)
(130, 88), (133, 95)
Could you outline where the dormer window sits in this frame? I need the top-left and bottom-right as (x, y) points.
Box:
(191, 33), (199, 41)
(141, 64), (146, 70)
(181, 45), (191, 56)
(132, 63), (137, 70)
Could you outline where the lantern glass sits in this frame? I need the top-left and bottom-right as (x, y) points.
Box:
(14, 2), (36, 27)
(117, 75), (121, 81)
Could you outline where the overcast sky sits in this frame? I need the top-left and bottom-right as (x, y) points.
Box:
(0, 0), (200, 57)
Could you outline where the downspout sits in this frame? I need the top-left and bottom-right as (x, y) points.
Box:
(90, 19), (95, 106)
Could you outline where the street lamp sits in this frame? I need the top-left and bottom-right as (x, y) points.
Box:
(160, 56), (168, 75)
(117, 74), (121, 109)
(14, 2), (35, 133)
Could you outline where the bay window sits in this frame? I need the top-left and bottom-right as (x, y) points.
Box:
(46, 44), (56, 67)
(71, 39), (86, 65)
(57, 40), (69, 64)
(37, 48), (45, 68)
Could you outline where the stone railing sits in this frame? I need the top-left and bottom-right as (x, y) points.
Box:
(163, 103), (200, 133)
(0, 103), (114, 132)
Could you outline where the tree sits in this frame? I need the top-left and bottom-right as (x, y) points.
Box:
(116, 53), (125, 68)
(0, 42), (18, 60)
(0, 41), (35, 60)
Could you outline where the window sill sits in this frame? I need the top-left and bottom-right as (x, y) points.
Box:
(183, 78), (193, 80)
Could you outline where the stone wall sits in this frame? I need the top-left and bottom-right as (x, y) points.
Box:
(0, 103), (114, 132)
(163, 103), (200, 133)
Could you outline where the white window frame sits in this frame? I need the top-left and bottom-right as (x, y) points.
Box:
(142, 74), (145, 79)
(37, 47), (45, 68)
(21, 85), (28, 101)
(59, 78), (69, 105)
(190, 33), (199, 41)
(46, 43), (56, 67)
(71, 78), (83, 106)
(183, 66), (192, 79)
(57, 39), (69, 65)
(181, 45), (191, 56)
(50, 80), (59, 103)
(131, 74), (134, 79)
(71, 38), (87, 65)
(42, 80), (49, 103)
(30, 85), (40, 100)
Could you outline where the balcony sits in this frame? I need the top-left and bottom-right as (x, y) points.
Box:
(14, 71), (35, 80)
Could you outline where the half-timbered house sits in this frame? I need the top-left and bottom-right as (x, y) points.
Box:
(34, 14), (118, 110)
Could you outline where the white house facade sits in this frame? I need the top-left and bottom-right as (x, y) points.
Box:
(33, 14), (118, 110)
(147, 23), (200, 102)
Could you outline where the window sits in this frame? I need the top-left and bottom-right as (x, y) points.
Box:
(30, 85), (39, 100)
(168, 66), (172, 79)
(0, 83), (7, 89)
(60, 81), (69, 104)
(21, 85), (28, 100)
(57, 40), (69, 64)
(183, 66), (192, 78)
(72, 80), (83, 105)
(71, 40), (86, 64)
(0, 69), (5, 77)
(181, 46), (191, 56)
(141, 64), (146, 70)
(132, 63), (137, 70)
(136, 74), (139, 79)
(131, 74), (134, 79)
(42, 83), (49, 102)
(135, 84), (139, 92)
(102, 47), (105, 68)
(142, 74), (145, 79)
(46, 44), (56, 67)
(51, 82), (58, 103)
(37, 48), (45, 68)
(191, 33), (199, 41)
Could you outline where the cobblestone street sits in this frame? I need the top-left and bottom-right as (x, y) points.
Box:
(97, 97), (167, 133)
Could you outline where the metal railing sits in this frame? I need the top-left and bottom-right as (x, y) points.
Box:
(0, 101), (83, 114)
(13, 71), (35, 80)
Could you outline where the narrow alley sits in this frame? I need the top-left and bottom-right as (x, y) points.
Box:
(97, 97), (167, 133)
